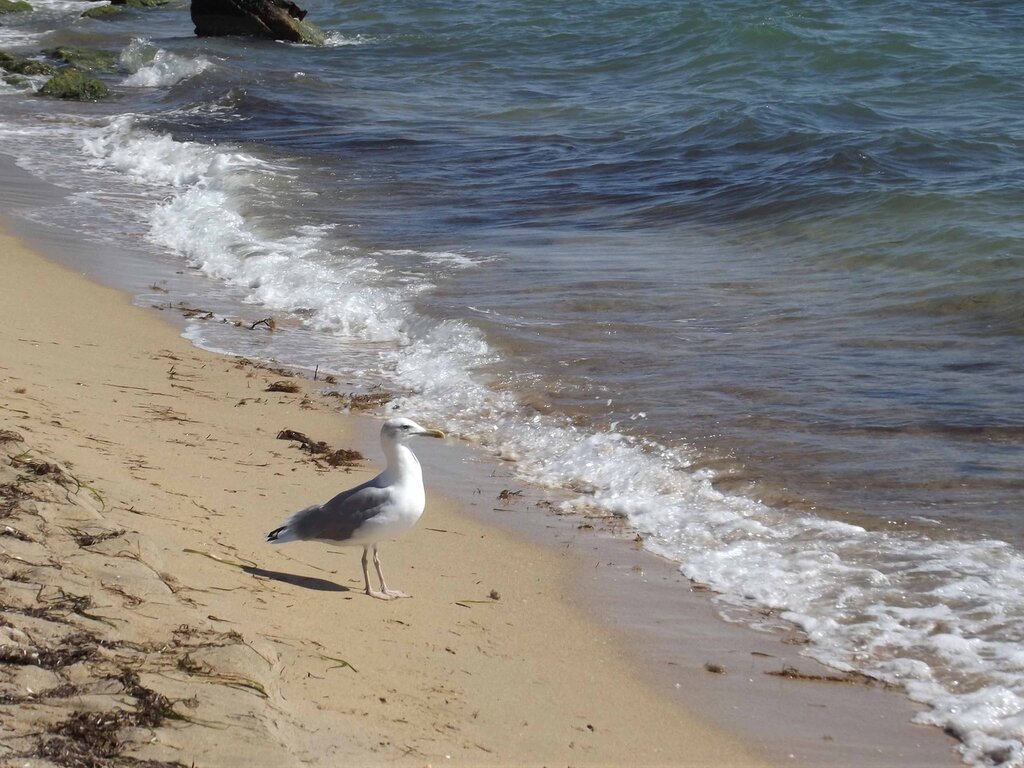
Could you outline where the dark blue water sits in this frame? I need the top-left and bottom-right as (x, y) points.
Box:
(2, 1), (1023, 763)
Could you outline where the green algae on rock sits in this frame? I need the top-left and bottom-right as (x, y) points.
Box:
(0, 0), (33, 14)
(81, 3), (120, 17)
(291, 17), (325, 45)
(0, 50), (55, 76)
(43, 46), (120, 73)
(37, 67), (109, 100)
(81, 0), (167, 18)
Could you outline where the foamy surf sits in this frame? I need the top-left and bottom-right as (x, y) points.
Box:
(392, 357), (1024, 766)
(17, 0), (93, 10)
(323, 31), (374, 47)
(120, 39), (212, 88)
(0, 0), (90, 44)
(81, 117), (422, 343)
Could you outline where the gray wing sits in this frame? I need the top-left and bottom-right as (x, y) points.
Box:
(287, 479), (393, 543)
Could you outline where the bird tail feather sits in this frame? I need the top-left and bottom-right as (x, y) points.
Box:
(266, 525), (296, 544)
(265, 503), (320, 544)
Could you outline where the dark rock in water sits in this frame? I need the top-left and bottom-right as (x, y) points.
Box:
(191, 0), (325, 44)
(0, 50), (55, 76)
(81, 3), (121, 17)
(43, 46), (120, 73)
(0, 0), (33, 14)
(81, 0), (167, 18)
(37, 67), (109, 100)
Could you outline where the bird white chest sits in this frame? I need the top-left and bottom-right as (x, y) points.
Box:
(369, 445), (426, 538)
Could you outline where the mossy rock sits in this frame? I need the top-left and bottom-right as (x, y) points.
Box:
(37, 67), (109, 100)
(82, 0), (166, 17)
(0, 0), (33, 14)
(292, 18), (325, 45)
(3, 73), (28, 86)
(43, 46), (119, 72)
(0, 50), (56, 76)
(191, 0), (325, 45)
(81, 3), (122, 17)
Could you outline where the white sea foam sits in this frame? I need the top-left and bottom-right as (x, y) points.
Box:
(376, 248), (483, 270)
(19, 0), (92, 10)
(120, 39), (212, 88)
(71, 115), (1024, 768)
(0, 71), (49, 94)
(0, 26), (49, 46)
(0, 0), (90, 44)
(323, 32), (374, 47)
(82, 117), (419, 343)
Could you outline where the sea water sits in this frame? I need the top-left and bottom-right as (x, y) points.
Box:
(1, 1), (1022, 764)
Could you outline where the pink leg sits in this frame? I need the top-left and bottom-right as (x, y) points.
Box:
(372, 544), (410, 599)
(362, 546), (394, 600)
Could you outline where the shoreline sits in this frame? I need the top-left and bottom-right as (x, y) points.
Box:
(420, 435), (960, 767)
(0, 222), (778, 765)
(0, 217), (961, 766)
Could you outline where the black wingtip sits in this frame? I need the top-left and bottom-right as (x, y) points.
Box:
(266, 526), (286, 542)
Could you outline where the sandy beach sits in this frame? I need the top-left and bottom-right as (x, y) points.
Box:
(0, 224), (792, 766)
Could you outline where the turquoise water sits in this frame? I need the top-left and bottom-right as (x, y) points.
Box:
(1, 1), (1023, 763)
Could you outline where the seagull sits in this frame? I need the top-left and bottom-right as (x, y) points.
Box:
(266, 417), (445, 600)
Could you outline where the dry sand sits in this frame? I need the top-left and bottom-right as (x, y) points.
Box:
(0, 226), (785, 766)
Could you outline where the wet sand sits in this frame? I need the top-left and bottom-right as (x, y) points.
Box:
(415, 437), (960, 768)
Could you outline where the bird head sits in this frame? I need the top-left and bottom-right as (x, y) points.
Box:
(381, 417), (445, 444)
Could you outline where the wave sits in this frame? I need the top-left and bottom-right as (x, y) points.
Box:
(120, 39), (212, 88)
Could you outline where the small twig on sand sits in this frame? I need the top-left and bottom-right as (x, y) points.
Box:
(765, 665), (870, 685)
(183, 548), (257, 569)
(319, 653), (358, 673)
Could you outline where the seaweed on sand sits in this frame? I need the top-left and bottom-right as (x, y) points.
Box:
(765, 664), (881, 686)
(322, 390), (394, 411)
(65, 526), (125, 548)
(0, 480), (29, 518)
(118, 668), (187, 727)
(275, 428), (363, 467)
(0, 631), (98, 669)
(29, 668), (188, 768)
(0, 682), (81, 705)
(22, 587), (113, 626)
